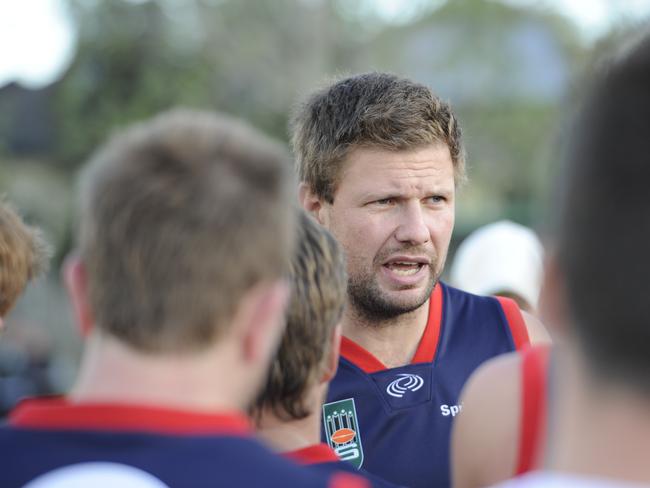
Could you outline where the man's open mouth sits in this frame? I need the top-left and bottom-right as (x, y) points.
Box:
(384, 262), (425, 276)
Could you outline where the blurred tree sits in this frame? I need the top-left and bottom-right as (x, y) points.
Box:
(53, 0), (365, 168)
(53, 0), (214, 167)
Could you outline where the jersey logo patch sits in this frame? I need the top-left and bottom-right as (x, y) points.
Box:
(372, 365), (431, 410)
(386, 373), (424, 398)
(323, 398), (364, 469)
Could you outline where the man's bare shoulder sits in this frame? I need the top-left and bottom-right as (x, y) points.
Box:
(452, 352), (523, 488)
(466, 352), (522, 398)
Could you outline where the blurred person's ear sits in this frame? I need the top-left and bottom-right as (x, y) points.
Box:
(0, 317), (3, 331)
(299, 183), (329, 227)
(232, 280), (290, 370)
(321, 323), (342, 383)
(62, 254), (94, 338)
(538, 250), (569, 339)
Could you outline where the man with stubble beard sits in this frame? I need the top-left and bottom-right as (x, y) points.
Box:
(293, 73), (548, 488)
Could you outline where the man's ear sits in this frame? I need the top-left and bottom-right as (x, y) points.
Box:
(320, 323), (342, 383)
(539, 250), (570, 338)
(62, 254), (94, 338)
(298, 182), (329, 226)
(233, 280), (290, 367)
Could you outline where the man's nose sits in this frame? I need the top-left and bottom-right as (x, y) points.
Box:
(394, 202), (430, 245)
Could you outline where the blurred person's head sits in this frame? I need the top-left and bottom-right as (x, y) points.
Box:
(65, 108), (296, 407)
(450, 220), (544, 313)
(545, 34), (650, 394)
(0, 200), (49, 328)
(294, 72), (464, 322)
(252, 209), (346, 425)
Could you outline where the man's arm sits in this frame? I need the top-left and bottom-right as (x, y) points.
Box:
(451, 352), (523, 488)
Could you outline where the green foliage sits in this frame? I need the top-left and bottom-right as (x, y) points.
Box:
(53, 0), (215, 167)
(53, 0), (365, 168)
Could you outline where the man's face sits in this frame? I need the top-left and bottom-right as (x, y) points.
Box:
(316, 144), (455, 321)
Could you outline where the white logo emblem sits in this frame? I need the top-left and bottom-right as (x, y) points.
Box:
(386, 373), (424, 398)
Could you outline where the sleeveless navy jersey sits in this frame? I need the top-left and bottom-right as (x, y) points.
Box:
(288, 443), (405, 488)
(322, 282), (529, 488)
(0, 398), (367, 488)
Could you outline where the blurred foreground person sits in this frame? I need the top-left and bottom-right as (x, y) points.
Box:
(294, 72), (546, 488)
(253, 210), (402, 488)
(450, 220), (545, 314)
(0, 199), (49, 330)
(451, 343), (550, 487)
(0, 110), (365, 488)
(0, 201), (54, 418)
(454, 34), (650, 488)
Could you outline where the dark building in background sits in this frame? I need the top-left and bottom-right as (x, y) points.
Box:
(0, 82), (57, 157)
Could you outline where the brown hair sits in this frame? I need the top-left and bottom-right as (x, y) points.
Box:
(291, 72), (465, 203)
(556, 34), (650, 393)
(78, 108), (295, 353)
(252, 209), (347, 420)
(0, 200), (49, 316)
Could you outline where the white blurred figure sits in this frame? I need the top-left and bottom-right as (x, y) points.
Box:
(450, 220), (544, 314)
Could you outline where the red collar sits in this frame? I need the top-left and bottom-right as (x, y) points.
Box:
(340, 283), (443, 373)
(285, 443), (340, 465)
(10, 397), (252, 436)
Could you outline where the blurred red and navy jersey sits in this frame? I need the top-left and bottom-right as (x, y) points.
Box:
(0, 398), (367, 488)
(287, 443), (404, 488)
(322, 282), (530, 488)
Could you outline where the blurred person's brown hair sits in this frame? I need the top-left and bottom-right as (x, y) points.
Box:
(78, 108), (295, 353)
(0, 200), (49, 317)
(252, 209), (346, 420)
(291, 72), (465, 203)
(556, 34), (650, 393)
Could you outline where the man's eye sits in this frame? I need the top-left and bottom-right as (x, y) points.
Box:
(376, 198), (395, 205)
(427, 196), (444, 204)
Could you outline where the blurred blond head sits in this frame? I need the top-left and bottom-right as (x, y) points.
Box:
(0, 199), (49, 319)
(252, 209), (347, 420)
(78, 108), (295, 353)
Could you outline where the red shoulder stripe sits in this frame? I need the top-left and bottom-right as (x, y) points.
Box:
(496, 296), (530, 350)
(515, 345), (550, 474)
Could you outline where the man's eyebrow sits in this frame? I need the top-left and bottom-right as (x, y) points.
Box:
(357, 188), (401, 200)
